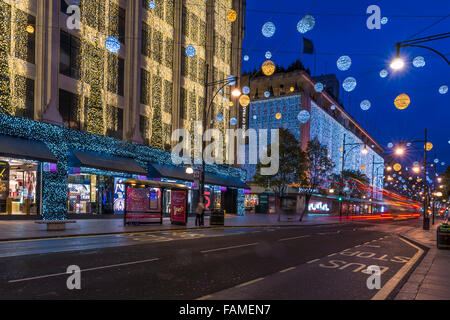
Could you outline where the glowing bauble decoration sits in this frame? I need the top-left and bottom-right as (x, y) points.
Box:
(439, 85), (448, 94)
(381, 17), (388, 24)
(413, 56), (425, 68)
(265, 51), (272, 59)
(275, 113), (282, 120)
(290, 87), (295, 92)
(314, 82), (324, 92)
(434, 158), (439, 163)
(264, 91), (270, 98)
(442, 162), (446, 166)
(262, 60), (276, 76)
(148, 1), (156, 9)
(424, 142), (433, 151)
(242, 86), (250, 95)
(26, 25), (35, 34)
(239, 95), (250, 107)
(413, 161), (419, 167)
(297, 110), (311, 123)
(243, 55), (249, 61)
(216, 113), (224, 122)
(105, 36), (120, 53)
(227, 75), (236, 86)
(380, 69), (389, 78)
(226, 9), (237, 22)
(394, 163), (402, 171)
(387, 143), (393, 148)
(185, 45), (196, 57)
(342, 77), (357, 92)
(360, 100), (371, 111)
(360, 165), (366, 170)
(230, 117), (237, 126)
(337, 56), (352, 71)
(330, 105), (336, 110)
(297, 15), (315, 34)
(262, 22), (276, 37)
(394, 93), (411, 110)
(253, 115), (257, 120)
(407, 142), (411, 146)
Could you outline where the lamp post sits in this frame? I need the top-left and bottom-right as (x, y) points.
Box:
(371, 155), (385, 213)
(390, 32), (450, 70)
(339, 134), (369, 217)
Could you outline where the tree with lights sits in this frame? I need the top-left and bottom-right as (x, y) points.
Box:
(299, 138), (335, 222)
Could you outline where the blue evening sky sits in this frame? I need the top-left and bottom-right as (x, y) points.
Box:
(242, 0), (450, 173)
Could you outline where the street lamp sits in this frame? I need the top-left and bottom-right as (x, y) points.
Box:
(395, 147), (405, 156)
(185, 165), (194, 175)
(390, 57), (405, 70)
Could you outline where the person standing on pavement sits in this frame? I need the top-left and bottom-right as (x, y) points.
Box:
(195, 197), (205, 226)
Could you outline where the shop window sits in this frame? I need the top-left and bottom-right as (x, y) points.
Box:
(0, 157), (39, 216)
(59, 89), (81, 130)
(60, 30), (81, 79)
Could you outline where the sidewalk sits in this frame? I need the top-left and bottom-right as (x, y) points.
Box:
(0, 213), (346, 242)
(396, 219), (450, 300)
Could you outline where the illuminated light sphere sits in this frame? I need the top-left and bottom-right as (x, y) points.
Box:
(242, 86), (250, 95)
(380, 69), (389, 78)
(413, 161), (419, 167)
(243, 55), (249, 61)
(265, 51), (272, 59)
(360, 165), (366, 170)
(105, 36), (121, 53)
(216, 113), (224, 122)
(407, 142), (411, 146)
(227, 75), (236, 86)
(262, 22), (276, 38)
(148, 1), (156, 9)
(394, 163), (402, 171)
(185, 45), (196, 57)
(387, 142), (393, 148)
(434, 158), (439, 164)
(297, 15), (315, 34)
(330, 105), (336, 110)
(360, 100), (371, 111)
(297, 110), (311, 123)
(26, 25), (35, 34)
(314, 82), (324, 92)
(337, 55), (352, 71)
(226, 9), (237, 22)
(230, 117), (238, 126)
(394, 93), (411, 110)
(264, 91), (270, 98)
(442, 162), (446, 166)
(229, 101), (234, 107)
(424, 142), (433, 151)
(290, 87), (295, 92)
(342, 77), (357, 92)
(381, 17), (388, 25)
(261, 60), (276, 76)
(275, 113), (282, 120)
(239, 94), (250, 107)
(413, 56), (426, 68)
(439, 85), (448, 94)
(253, 115), (257, 120)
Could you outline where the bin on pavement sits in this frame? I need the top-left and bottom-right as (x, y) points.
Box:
(437, 223), (450, 249)
(210, 209), (225, 226)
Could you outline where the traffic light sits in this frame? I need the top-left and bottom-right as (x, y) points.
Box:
(338, 196), (343, 202)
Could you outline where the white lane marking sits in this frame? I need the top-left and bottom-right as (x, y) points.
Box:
(8, 258), (160, 283)
(196, 295), (213, 300)
(328, 253), (337, 257)
(201, 242), (259, 254)
(279, 267), (296, 273)
(235, 277), (265, 288)
(307, 259), (320, 264)
(372, 237), (424, 300)
(278, 235), (310, 242)
(365, 245), (381, 248)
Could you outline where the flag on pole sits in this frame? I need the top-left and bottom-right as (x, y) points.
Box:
(302, 37), (314, 54)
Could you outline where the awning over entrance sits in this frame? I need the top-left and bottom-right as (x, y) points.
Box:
(69, 150), (147, 175)
(148, 163), (249, 189)
(0, 134), (57, 163)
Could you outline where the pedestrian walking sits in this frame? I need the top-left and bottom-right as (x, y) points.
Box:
(196, 198), (205, 227)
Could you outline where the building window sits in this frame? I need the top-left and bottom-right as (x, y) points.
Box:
(14, 10), (35, 64)
(118, 7), (126, 44)
(142, 22), (151, 57)
(106, 105), (123, 140)
(60, 30), (80, 79)
(13, 75), (34, 120)
(59, 89), (80, 130)
(107, 54), (124, 96)
(140, 69), (150, 105)
(140, 115), (150, 145)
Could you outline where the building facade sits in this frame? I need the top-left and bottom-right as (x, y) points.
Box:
(0, 0), (247, 219)
(241, 69), (385, 213)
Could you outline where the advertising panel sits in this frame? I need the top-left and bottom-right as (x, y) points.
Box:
(0, 161), (9, 201)
(170, 190), (187, 224)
